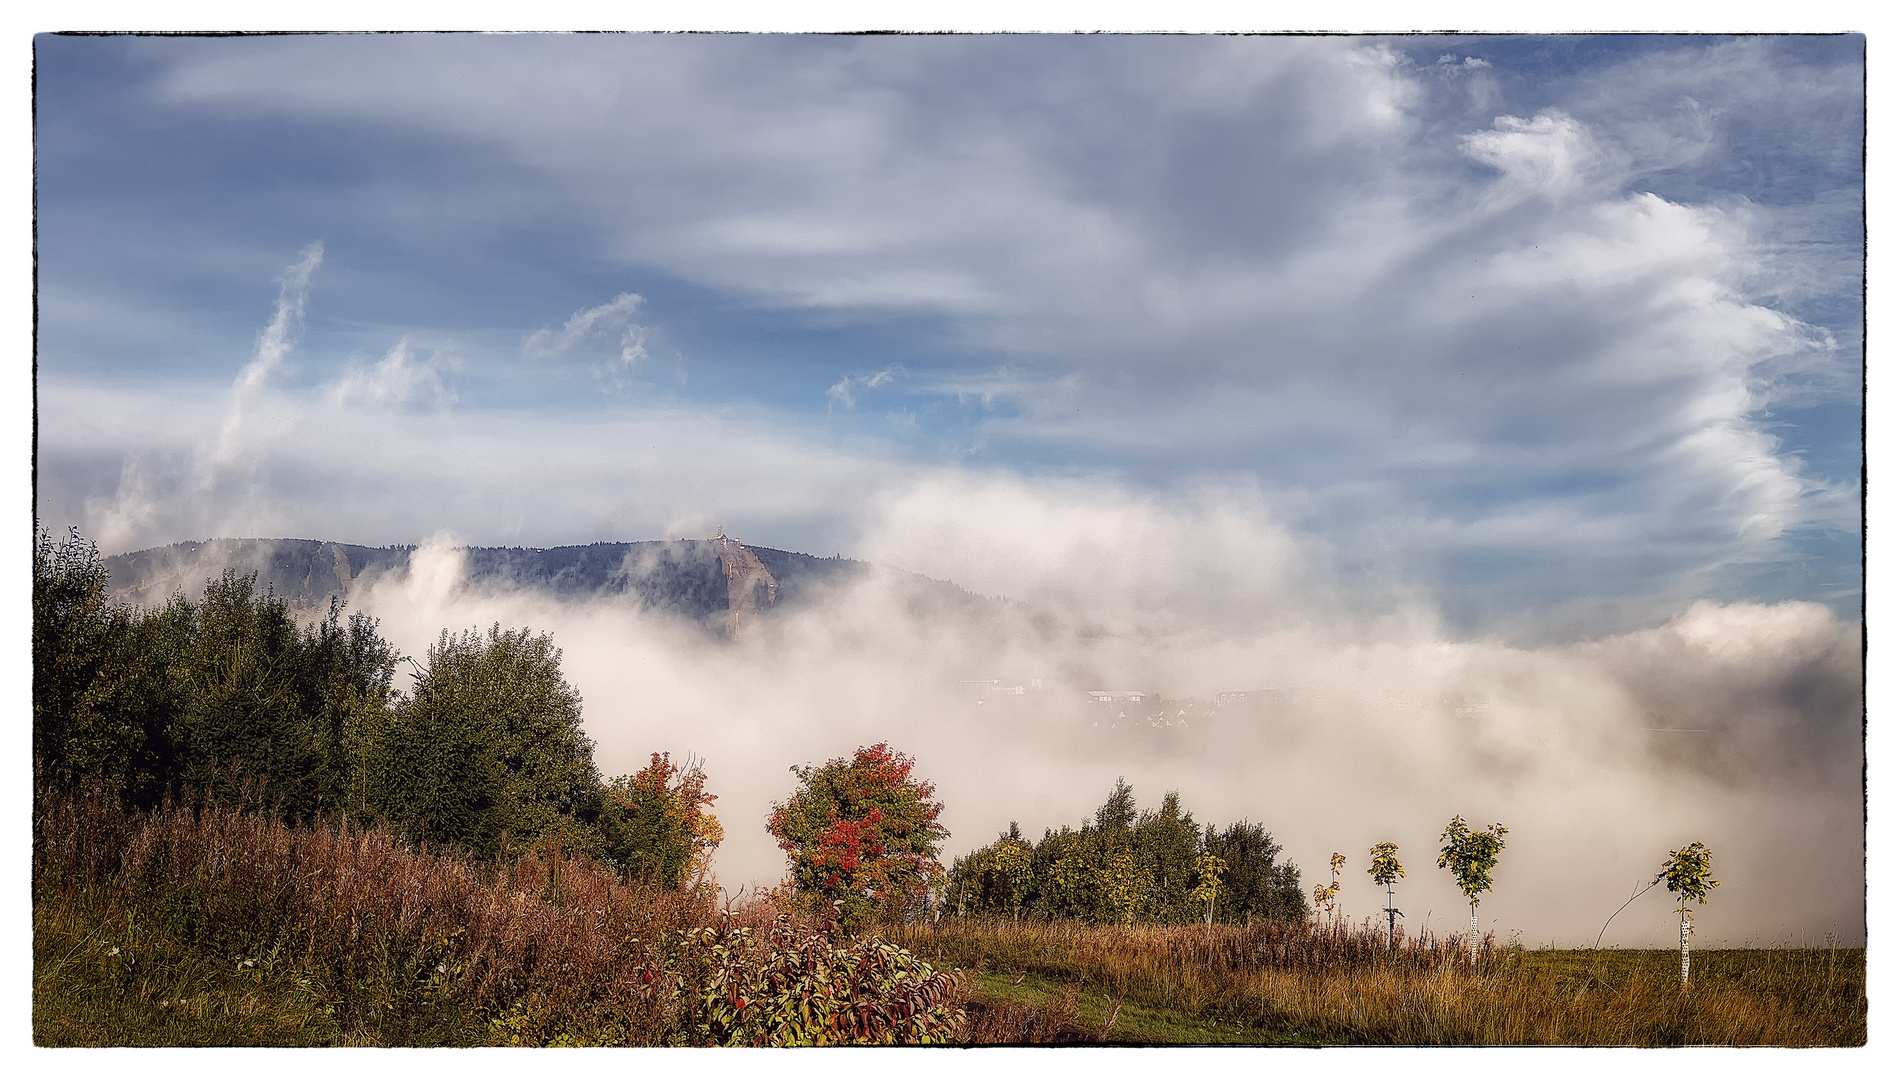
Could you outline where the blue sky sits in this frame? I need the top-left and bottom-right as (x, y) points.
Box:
(33, 33), (1863, 640)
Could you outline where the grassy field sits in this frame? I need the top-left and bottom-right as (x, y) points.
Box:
(895, 918), (1867, 1046)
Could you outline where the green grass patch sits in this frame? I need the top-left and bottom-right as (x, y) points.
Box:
(966, 968), (1319, 1044)
(34, 903), (347, 1046)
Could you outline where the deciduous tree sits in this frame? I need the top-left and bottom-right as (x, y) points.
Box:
(1438, 816), (1508, 963)
(1661, 842), (1718, 987)
(373, 624), (598, 858)
(767, 742), (948, 931)
(1203, 821), (1305, 925)
(1312, 852), (1345, 924)
(1131, 791), (1201, 923)
(947, 824), (1033, 919)
(604, 752), (722, 891)
(1192, 851), (1226, 931)
(1367, 841), (1405, 947)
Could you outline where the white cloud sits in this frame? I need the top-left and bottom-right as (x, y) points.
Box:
(856, 471), (1328, 631)
(329, 339), (461, 409)
(826, 365), (902, 411)
(523, 292), (653, 390)
(214, 241), (322, 465)
(41, 35), (1857, 633)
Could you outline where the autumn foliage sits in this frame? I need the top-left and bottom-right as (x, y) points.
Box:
(603, 752), (723, 892)
(766, 743), (948, 930)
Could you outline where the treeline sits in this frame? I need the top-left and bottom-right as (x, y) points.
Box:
(37, 524), (1306, 930)
(947, 779), (1306, 926)
(32, 527), (713, 886)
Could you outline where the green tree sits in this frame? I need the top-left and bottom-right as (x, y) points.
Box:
(33, 527), (406, 817)
(766, 742), (948, 931)
(295, 598), (402, 821)
(1094, 844), (1139, 925)
(1011, 788), (1304, 928)
(1312, 852), (1346, 924)
(1027, 825), (1090, 920)
(33, 525), (193, 806)
(33, 526), (122, 789)
(1191, 851), (1227, 931)
(69, 599), (190, 808)
(947, 823), (1033, 919)
(1094, 777), (1137, 836)
(1367, 841), (1406, 947)
(166, 571), (329, 815)
(1438, 816), (1508, 963)
(1131, 791), (1202, 923)
(1203, 821), (1305, 925)
(1033, 823), (1093, 918)
(372, 624), (599, 858)
(1661, 842), (1719, 987)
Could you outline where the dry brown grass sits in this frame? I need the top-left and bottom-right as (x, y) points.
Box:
(891, 917), (1866, 1045)
(34, 787), (969, 1046)
(36, 785), (709, 1044)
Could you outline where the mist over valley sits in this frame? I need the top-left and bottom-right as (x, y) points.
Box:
(95, 527), (1864, 949)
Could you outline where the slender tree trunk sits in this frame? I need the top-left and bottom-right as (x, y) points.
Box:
(1386, 883), (1396, 949)
(1469, 905), (1480, 964)
(1679, 913), (1691, 987)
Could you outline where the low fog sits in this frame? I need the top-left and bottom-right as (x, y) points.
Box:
(227, 474), (1869, 951)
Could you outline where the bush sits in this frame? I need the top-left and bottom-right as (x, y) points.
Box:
(667, 909), (965, 1045)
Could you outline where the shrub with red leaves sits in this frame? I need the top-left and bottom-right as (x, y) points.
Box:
(668, 910), (965, 1046)
(766, 743), (947, 931)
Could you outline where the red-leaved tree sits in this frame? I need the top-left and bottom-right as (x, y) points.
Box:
(766, 743), (948, 931)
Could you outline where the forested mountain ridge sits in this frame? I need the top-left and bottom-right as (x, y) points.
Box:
(100, 536), (988, 638)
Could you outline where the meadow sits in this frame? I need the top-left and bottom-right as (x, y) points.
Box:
(33, 788), (1863, 1047)
(895, 919), (1866, 1046)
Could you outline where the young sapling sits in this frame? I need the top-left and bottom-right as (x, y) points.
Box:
(1437, 816), (1507, 964)
(1661, 842), (1718, 987)
(1367, 841), (1405, 948)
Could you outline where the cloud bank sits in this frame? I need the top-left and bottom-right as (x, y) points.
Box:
(325, 517), (1861, 948)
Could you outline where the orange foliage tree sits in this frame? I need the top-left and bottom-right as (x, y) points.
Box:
(603, 752), (722, 891)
